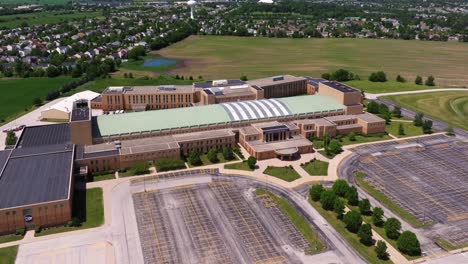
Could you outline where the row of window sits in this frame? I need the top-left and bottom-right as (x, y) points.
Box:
(127, 94), (192, 105)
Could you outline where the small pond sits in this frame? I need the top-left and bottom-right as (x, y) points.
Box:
(142, 58), (177, 67)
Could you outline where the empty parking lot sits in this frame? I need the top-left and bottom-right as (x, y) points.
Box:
(351, 135), (468, 246)
(133, 180), (317, 264)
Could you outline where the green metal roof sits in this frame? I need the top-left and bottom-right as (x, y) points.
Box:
(93, 95), (344, 137)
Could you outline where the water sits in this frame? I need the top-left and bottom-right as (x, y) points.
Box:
(142, 58), (177, 67)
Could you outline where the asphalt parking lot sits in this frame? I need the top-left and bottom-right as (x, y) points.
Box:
(351, 135), (468, 246)
(132, 180), (316, 264)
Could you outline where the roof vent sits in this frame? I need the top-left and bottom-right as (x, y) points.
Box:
(212, 80), (228, 86)
(272, 75), (284, 81)
(159, 85), (176, 91)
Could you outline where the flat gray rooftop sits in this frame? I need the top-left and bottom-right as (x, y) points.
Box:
(17, 123), (70, 148)
(0, 149), (73, 209)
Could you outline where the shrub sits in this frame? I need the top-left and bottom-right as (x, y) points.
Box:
(321, 73), (331, 80)
(240, 75), (248, 81)
(67, 217), (81, 227)
(396, 74), (406, 82)
(397, 231), (421, 256)
(131, 162), (150, 175)
(413, 112), (424, 126)
(35, 226), (42, 233)
(330, 69), (355, 82)
(33, 97), (43, 106)
(348, 132), (357, 141)
(15, 228), (25, 236)
(5, 131), (17, 146)
(222, 146), (234, 160)
(188, 150), (202, 166)
(345, 186), (359, 206)
(207, 148), (219, 163)
(333, 198), (345, 219)
(422, 120), (433, 134)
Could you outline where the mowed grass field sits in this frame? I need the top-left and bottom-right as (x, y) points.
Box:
(0, 11), (100, 28)
(382, 91), (468, 130)
(158, 36), (468, 87)
(0, 77), (73, 123)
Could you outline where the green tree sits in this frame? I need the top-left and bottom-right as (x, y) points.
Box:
(333, 198), (345, 219)
(392, 105), (402, 118)
(207, 148), (219, 163)
(128, 46), (146, 61)
(346, 186), (359, 206)
(372, 207), (385, 227)
(348, 132), (357, 141)
(331, 69), (354, 82)
(320, 190), (336, 211)
(188, 150), (202, 166)
(367, 101), (380, 114)
(397, 231), (421, 256)
(332, 179), (349, 197)
(384, 217), (401, 240)
(328, 139), (343, 155)
(396, 75), (406, 82)
(358, 199), (372, 215)
(343, 210), (362, 233)
(131, 162), (150, 175)
(422, 120), (433, 134)
(369, 71), (387, 82)
(413, 112), (424, 126)
(425, 75), (435, 86)
(240, 75), (248, 81)
(222, 146), (234, 160)
(415, 75), (423, 85)
(375, 240), (389, 260)
(310, 184), (324, 202)
(5, 131), (17, 146)
(321, 73), (331, 80)
(398, 123), (405, 135)
(358, 223), (374, 246)
(247, 156), (257, 169)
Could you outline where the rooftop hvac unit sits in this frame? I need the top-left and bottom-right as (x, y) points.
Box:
(272, 75), (284, 81)
(212, 80), (228, 86)
(159, 85), (176, 91)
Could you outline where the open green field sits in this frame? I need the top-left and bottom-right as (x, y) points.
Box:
(0, 246), (18, 264)
(159, 36), (468, 88)
(36, 187), (104, 237)
(382, 91), (468, 130)
(0, 11), (100, 28)
(263, 166), (301, 182)
(385, 121), (424, 138)
(0, 77), (73, 124)
(345, 80), (443, 94)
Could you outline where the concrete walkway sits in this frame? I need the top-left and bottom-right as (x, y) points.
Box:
(365, 88), (468, 100)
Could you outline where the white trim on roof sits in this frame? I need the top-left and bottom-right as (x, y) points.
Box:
(261, 100), (282, 116)
(223, 103), (241, 121)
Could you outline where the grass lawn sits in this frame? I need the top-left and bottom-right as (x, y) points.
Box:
(189, 153), (237, 167)
(312, 133), (391, 150)
(224, 160), (254, 171)
(309, 199), (393, 264)
(301, 160), (329, 176)
(121, 56), (178, 72)
(0, 77), (74, 124)
(0, 234), (22, 244)
(159, 36), (468, 87)
(36, 188), (104, 237)
(385, 121), (424, 138)
(355, 172), (433, 228)
(318, 150), (336, 159)
(1, 0), (68, 4)
(256, 189), (325, 254)
(0, 11), (101, 29)
(345, 80), (442, 94)
(434, 238), (468, 251)
(89, 172), (115, 182)
(382, 91), (468, 130)
(263, 166), (301, 182)
(0, 246), (18, 264)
